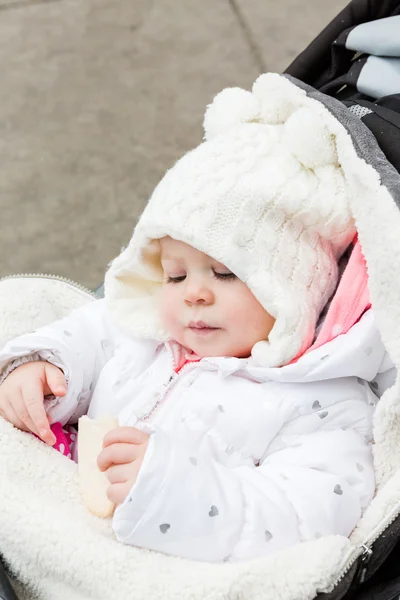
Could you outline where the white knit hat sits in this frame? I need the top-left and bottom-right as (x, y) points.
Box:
(105, 73), (356, 367)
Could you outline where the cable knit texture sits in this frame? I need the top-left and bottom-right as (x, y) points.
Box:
(105, 73), (356, 367)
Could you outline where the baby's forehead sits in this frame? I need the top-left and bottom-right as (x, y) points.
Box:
(159, 236), (186, 254)
(159, 236), (199, 258)
(158, 237), (225, 267)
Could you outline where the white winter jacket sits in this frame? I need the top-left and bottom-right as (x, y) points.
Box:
(0, 300), (389, 563)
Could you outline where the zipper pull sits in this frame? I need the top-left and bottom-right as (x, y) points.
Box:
(357, 544), (373, 584)
(162, 374), (174, 389)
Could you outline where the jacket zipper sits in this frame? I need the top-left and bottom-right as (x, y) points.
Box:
(0, 273), (97, 298)
(141, 363), (196, 422)
(141, 343), (211, 422)
(328, 500), (400, 592)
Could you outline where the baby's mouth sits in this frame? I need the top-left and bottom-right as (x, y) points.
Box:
(187, 321), (221, 335)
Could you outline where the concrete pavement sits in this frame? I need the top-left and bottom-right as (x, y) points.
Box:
(0, 0), (347, 288)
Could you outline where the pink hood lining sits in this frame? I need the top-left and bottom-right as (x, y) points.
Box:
(292, 237), (370, 364)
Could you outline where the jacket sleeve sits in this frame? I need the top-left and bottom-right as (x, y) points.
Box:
(0, 299), (114, 425)
(112, 426), (374, 562)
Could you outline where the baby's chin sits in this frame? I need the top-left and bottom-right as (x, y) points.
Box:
(180, 335), (251, 360)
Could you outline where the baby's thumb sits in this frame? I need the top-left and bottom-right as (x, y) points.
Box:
(44, 363), (67, 397)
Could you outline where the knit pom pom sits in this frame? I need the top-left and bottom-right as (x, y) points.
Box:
(283, 107), (338, 169)
(203, 87), (260, 140)
(252, 73), (307, 124)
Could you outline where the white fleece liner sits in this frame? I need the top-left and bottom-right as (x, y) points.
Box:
(0, 413), (352, 600)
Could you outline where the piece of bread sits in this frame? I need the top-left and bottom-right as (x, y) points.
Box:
(78, 415), (119, 518)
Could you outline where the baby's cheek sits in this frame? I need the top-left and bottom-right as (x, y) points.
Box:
(224, 308), (251, 342)
(224, 302), (250, 329)
(225, 303), (268, 347)
(160, 295), (180, 333)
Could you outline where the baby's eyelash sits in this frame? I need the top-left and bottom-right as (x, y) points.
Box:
(213, 271), (237, 281)
(166, 275), (186, 284)
(165, 271), (237, 283)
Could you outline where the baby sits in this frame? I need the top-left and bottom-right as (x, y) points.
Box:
(0, 74), (384, 563)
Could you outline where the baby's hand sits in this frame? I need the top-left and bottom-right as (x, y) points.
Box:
(0, 361), (67, 445)
(97, 426), (150, 505)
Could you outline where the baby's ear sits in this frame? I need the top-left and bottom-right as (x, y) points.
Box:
(203, 87), (260, 140)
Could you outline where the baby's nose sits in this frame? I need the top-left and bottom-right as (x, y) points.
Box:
(184, 279), (214, 305)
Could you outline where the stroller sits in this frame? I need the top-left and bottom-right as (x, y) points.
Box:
(286, 2), (400, 598)
(2, 0), (400, 598)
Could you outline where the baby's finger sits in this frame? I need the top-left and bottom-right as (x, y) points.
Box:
(9, 391), (40, 436)
(105, 463), (132, 485)
(43, 363), (67, 397)
(21, 382), (55, 445)
(97, 443), (138, 471)
(103, 426), (148, 448)
(106, 481), (132, 505)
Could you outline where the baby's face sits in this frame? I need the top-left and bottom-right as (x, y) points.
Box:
(159, 237), (275, 358)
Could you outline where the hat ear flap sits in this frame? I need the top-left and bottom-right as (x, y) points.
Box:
(283, 106), (339, 169)
(203, 87), (260, 140)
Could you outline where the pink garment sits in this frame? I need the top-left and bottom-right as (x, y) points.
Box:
(50, 422), (77, 460)
(168, 340), (202, 373)
(292, 238), (371, 363)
